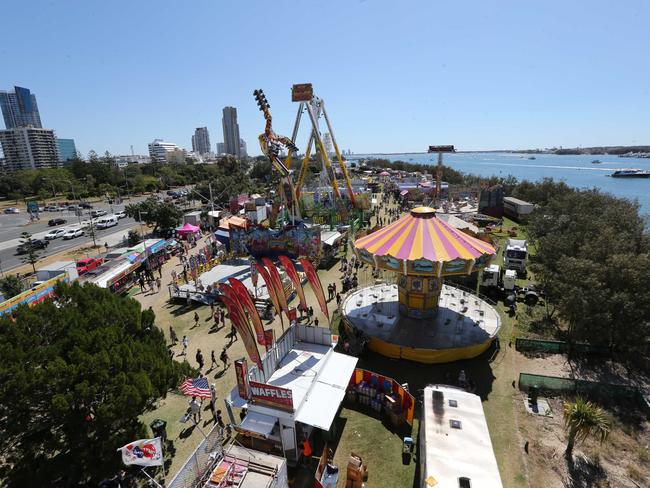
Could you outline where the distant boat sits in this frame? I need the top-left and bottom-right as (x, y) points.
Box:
(608, 168), (650, 178)
(527, 156), (536, 160)
(591, 160), (602, 164)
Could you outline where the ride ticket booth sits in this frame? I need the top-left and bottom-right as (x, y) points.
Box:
(226, 324), (358, 465)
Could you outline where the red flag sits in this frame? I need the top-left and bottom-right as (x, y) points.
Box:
(264, 329), (275, 347)
(221, 294), (262, 370)
(228, 278), (266, 346)
(262, 257), (290, 319)
(278, 255), (307, 312)
(255, 262), (283, 326)
(299, 258), (329, 321)
(220, 283), (247, 324)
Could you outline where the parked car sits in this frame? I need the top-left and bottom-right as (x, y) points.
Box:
(48, 218), (67, 226)
(115, 210), (127, 219)
(91, 209), (107, 218)
(63, 228), (84, 240)
(16, 239), (49, 254)
(3, 207), (20, 214)
(80, 202), (93, 209)
(76, 257), (104, 275)
(44, 228), (66, 240)
(45, 206), (59, 212)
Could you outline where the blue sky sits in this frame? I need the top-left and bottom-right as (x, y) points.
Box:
(2, 0), (649, 156)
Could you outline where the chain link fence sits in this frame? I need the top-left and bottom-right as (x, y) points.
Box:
(518, 373), (648, 412)
(515, 338), (610, 356)
(168, 425), (224, 488)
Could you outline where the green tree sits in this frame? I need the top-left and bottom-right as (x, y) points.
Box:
(0, 275), (24, 298)
(127, 229), (141, 246)
(125, 197), (182, 233)
(563, 397), (611, 460)
(19, 231), (43, 274)
(0, 282), (192, 485)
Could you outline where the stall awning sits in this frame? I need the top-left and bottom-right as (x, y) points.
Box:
(295, 352), (358, 431)
(240, 411), (278, 438)
(322, 231), (342, 247)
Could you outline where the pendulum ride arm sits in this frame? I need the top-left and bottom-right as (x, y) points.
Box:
(321, 101), (357, 207)
(254, 89), (301, 222)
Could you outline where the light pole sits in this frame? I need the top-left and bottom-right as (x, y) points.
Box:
(138, 211), (148, 238)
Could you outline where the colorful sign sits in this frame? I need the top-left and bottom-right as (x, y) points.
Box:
(235, 359), (251, 400)
(230, 225), (321, 262)
(117, 437), (164, 467)
(0, 273), (69, 317)
(250, 381), (294, 411)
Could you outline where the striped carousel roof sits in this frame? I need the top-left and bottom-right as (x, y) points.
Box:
(354, 207), (495, 262)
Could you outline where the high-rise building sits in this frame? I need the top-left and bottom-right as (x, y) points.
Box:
(222, 106), (241, 157)
(0, 86), (43, 129)
(191, 127), (211, 155)
(57, 138), (77, 162)
(239, 138), (247, 158)
(0, 127), (59, 171)
(216, 142), (226, 155)
(148, 139), (183, 162)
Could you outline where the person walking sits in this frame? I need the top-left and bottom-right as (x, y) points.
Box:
(155, 277), (161, 292)
(189, 396), (201, 424)
(210, 349), (217, 370)
(195, 349), (204, 371)
(213, 310), (220, 328)
(210, 384), (218, 422)
(182, 335), (188, 355)
(336, 293), (341, 306)
(220, 309), (225, 324)
(194, 311), (200, 327)
(314, 317), (319, 328)
(216, 409), (227, 436)
(220, 348), (230, 370)
(229, 324), (238, 344)
(308, 306), (314, 323)
(138, 275), (146, 293)
(169, 325), (178, 345)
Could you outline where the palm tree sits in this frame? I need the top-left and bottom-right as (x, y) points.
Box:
(563, 397), (611, 460)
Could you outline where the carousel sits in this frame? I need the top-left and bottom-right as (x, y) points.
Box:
(343, 206), (500, 363)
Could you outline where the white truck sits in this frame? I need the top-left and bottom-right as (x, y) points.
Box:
(480, 263), (540, 306)
(504, 239), (528, 275)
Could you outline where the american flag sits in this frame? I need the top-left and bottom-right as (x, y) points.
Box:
(180, 377), (211, 398)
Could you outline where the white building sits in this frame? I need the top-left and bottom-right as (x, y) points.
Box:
(419, 385), (503, 488)
(0, 127), (60, 171)
(148, 139), (183, 163)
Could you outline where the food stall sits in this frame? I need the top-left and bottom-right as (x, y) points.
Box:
(226, 325), (358, 466)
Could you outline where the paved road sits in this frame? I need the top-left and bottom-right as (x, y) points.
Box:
(0, 205), (141, 273)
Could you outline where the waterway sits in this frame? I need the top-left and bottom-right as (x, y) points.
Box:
(352, 152), (650, 216)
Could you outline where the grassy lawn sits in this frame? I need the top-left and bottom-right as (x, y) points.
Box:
(331, 407), (418, 488)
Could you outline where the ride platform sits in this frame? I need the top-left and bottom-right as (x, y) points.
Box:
(341, 283), (501, 364)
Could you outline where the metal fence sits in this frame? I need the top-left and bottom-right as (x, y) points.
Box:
(518, 373), (647, 408)
(515, 338), (610, 356)
(167, 424), (224, 488)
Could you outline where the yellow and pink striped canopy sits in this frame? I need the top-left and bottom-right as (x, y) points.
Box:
(354, 207), (495, 274)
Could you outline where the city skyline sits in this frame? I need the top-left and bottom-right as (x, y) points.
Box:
(2, 1), (649, 157)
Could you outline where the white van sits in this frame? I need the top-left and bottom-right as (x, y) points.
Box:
(96, 215), (118, 229)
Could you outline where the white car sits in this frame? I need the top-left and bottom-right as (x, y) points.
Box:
(45, 229), (66, 240)
(91, 209), (107, 218)
(63, 228), (84, 240)
(115, 210), (127, 219)
(3, 207), (20, 214)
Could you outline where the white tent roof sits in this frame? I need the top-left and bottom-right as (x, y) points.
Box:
(295, 351), (357, 430)
(239, 411), (278, 438)
(421, 385), (503, 488)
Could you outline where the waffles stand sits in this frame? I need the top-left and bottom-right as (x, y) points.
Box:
(226, 324), (358, 466)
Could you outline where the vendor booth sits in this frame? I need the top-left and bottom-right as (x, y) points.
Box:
(227, 325), (358, 466)
(91, 258), (141, 293)
(177, 222), (201, 241)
